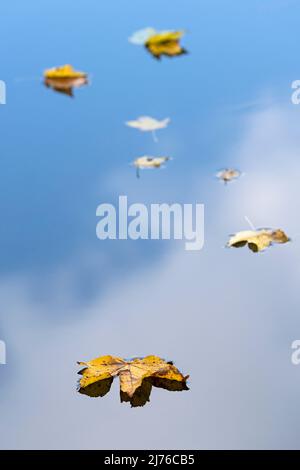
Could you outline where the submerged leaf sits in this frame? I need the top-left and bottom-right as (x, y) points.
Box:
(227, 228), (290, 252)
(43, 64), (88, 96)
(126, 116), (170, 132)
(77, 355), (189, 407)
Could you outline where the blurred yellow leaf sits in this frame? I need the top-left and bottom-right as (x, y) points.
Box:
(44, 64), (86, 79)
(145, 30), (187, 59)
(77, 355), (189, 407)
(130, 28), (187, 59)
(43, 64), (88, 96)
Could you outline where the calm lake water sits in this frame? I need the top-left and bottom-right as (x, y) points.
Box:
(1, 0), (300, 449)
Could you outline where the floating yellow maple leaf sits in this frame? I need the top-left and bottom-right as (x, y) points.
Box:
(129, 28), (187, 59)
(146, 30), (187, 59)
(77, 355), (189, 407)
(227, 228), (290, 252)
(216, 168), (241, 184)
(44, 64), (86, 79)
(43, 64), (88, 96)
(132, 156), (171, 178)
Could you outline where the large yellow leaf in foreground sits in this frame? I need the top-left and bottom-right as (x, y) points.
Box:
(77, 355), (189, 407)
(227, 228), (290, 253)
